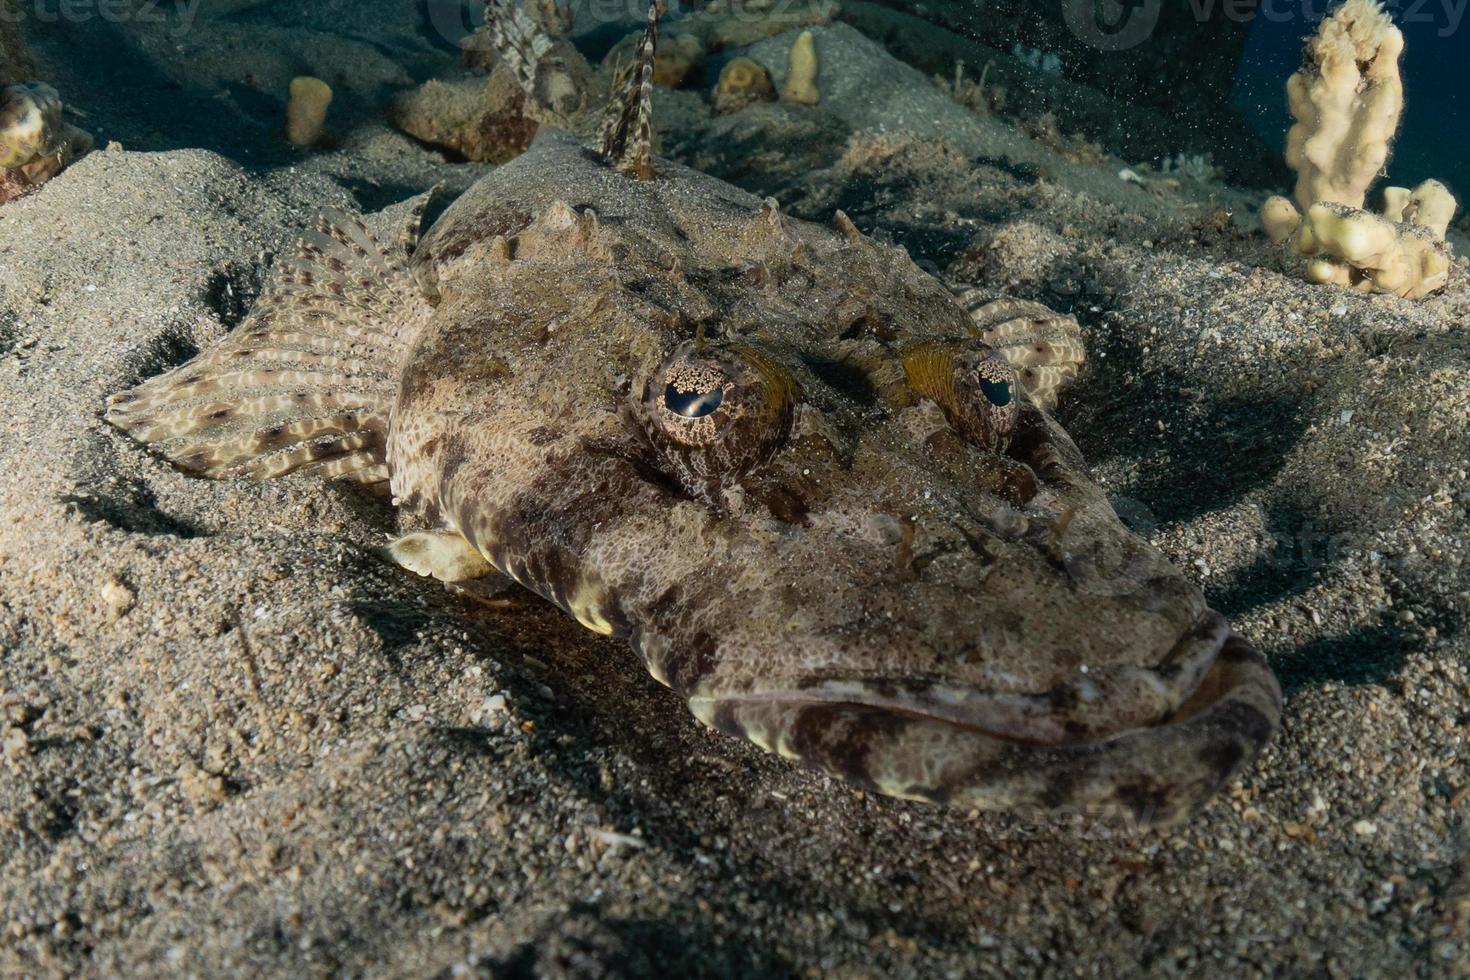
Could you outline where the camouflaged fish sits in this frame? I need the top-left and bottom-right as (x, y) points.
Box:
(107, 2), (1280, 826)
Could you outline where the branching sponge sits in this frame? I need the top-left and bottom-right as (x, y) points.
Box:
(1284, 0), (1402, 211)
(1293, 201), (1451, 300)
(1261, 0), (1458, 300)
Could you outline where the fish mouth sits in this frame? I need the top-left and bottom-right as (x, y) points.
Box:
(691, 613), (1242, 747)
(687, 625), (1282, 825)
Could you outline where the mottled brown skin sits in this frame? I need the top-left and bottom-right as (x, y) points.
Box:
(387, 74), (540, 165)
(376, 131), (1280, 825)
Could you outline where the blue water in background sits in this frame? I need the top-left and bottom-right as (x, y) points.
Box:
(1234, 4), (1469, 199)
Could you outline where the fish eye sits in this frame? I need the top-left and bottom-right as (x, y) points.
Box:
(639, 341), (798, 489)
(647, 351), (737, 449)
(663, 366), (727, 419)
(902, 339), (1019, 453)
(980, 377), (1012, 408)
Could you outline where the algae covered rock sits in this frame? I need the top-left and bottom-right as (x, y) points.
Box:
(0, 82), (93, 204)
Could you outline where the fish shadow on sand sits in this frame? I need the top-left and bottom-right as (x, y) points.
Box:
(337, 176), (463, 219)
(33, 17), (283, 162)
(59, 482), (208, 540)
(1057, 314), (1308, 530)
(476, 903), (793, 978)
(1205, 504), (1338, 625)
(346, 588), (469, 680)
(780, 156), (1042, 270)
(1062, 332), (1419, 695)
(1206, 503), (1416, 694)
(1269, 624), (1416, 696)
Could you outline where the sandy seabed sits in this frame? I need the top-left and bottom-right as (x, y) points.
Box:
(1, 2), (1468, 976)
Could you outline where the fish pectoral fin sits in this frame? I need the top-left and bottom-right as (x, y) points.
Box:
(444, 575), (524, 609)
(105, 192), (437, 486)
(950, 287), (1086, 413)
(384, 530), (496, 584)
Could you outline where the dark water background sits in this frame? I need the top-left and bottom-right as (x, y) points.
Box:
(1234, 3), (1469, 197)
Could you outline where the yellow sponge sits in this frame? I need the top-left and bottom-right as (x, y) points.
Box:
(286, 76), (333, 148)
(782, 30), (820, 106)
(1295, 202), (1451, 300)
(1261, 196), (1302, 245)
(714, 58), (776, 115)
(1403, 179), (1457, 239)
(1285, 0), (1403, 211)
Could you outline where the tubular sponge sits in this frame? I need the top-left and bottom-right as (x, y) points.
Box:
(1285, 0), (1403, 212)
(286, 76), (333, 148)
(782, 30), (820, 106)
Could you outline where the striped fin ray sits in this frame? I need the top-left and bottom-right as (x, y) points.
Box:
(479, 0), (589, 127)
(394, 186), (438, 260)
(106, 193), (437, 486)
(954, 288), (1086, 411)
(484, 0), (557, 99)
(597, 0), (659, 181)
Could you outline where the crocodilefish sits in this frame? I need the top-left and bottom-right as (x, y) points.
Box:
(107, 1), (1280, 826)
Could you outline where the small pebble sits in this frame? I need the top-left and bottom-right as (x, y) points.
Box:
(2, 726), (28, 761)
(99, 577), (135, 620)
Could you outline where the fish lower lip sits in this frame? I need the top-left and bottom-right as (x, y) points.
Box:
(688, 634), (1282, 824)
